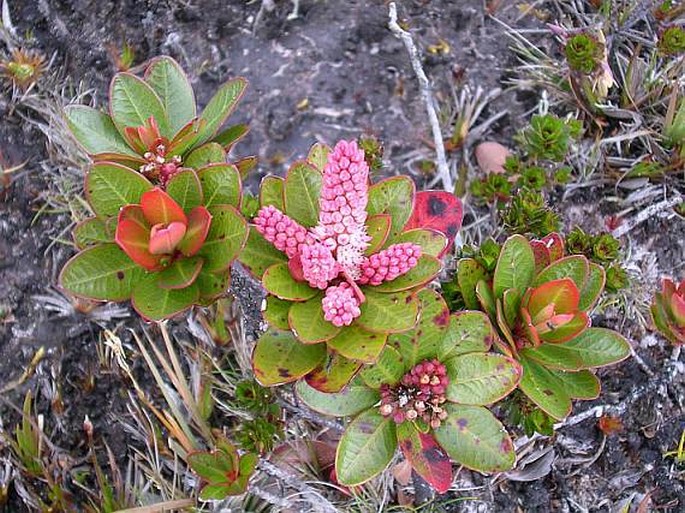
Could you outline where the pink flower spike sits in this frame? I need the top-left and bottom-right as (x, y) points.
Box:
(322, 282), (362, 327)
(253, 205), (313, 259)
(315, 140), (370, 277)
(358, 243), (422, 286)
(300, 242), (340, 290)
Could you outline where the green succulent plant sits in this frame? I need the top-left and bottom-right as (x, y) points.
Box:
(565, 33), (604, 74)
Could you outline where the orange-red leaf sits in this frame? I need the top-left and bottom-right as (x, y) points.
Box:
(178, 206), (211, 257)
(397, 423), (452, 494)
(115, 205), (162, 271)
(405, 191), (463, 256)
(141, 187), (187, 226)
(149, 221), (187, 255)
(527, 278), (580, 318)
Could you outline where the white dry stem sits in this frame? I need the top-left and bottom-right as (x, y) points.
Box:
(611, 193), (684, 238)
(388, 2), (453, 192)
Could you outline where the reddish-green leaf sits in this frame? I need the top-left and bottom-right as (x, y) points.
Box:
(262, 263), (317, 301)
(288, 294), (340, 344)
(166, 169), (203, 212)
(433, 404), (515, 472)
(549, 369), (600, 399)
(197, 205), (247, 272)
(327, 325), (388, 363)
(284, 161), (321, 227)
(86, 162), (153, 217)
(259, 175), (285, 210)
(440, 311), (496, 359)
(184, 142), (226, 169)
(372, 255), (441, 293)
(157, 257), (203, 290)
(252, 328), (326, 386)
(131, 273), (199, 320)
(365, 214), (392, 255)
(457, 258), (489, 310)
(144, 56), (196, 135)
(335, 409), (397, 486)
(578, 262), (606, 311)
(493, 235), (535, 299)
(359, 345), (405, 388)
(197, 163), (241, 208)
(305, 353), (363, 393)
(367, 176), (415, 242)
(397, 422), (452, 494)
(533, 255), (589, 290)
(357, 290), (419, 334)
(527, 278), (580, 318)
(141, 188), (187, 225)
(518, 355), (571, 420)
(60, 244), (142, 301)
(195, 77), (247, 146)
(109, 72), (170, 138)
(393, 228), (448, 258)
(115, 205), (161, 271)
(263, 295), (291, 330)
(210, 123), (249, 150)
(445, 353), (521, 405)
(239, 227), (287, 280)
(296, 378), (379, 417)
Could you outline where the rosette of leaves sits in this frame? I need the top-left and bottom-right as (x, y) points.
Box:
(564, 33), (604, 74)
(295, 288), (520, 491)
(188, 439), (257, 500)
(455, 233), (631, 421)
(64, 56), (249, 182)
(243, 142), (463, 393)
(650, 277), (685, 345)
(59, 56), (250, 320)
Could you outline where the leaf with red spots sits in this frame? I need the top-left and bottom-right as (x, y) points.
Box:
(396, 422), (452, 494)
(405, 191), (463, 256)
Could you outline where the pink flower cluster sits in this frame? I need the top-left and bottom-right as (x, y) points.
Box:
(379, 359), (449, 428)
(359, 243), (421, 286)
(253, 140), (423, 327)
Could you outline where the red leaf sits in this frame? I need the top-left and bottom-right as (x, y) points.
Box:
(527, 278), (580, 318)
(141, 187), (187, 226)
(405, 191), (463, 256)
(530, 240), (551, 274)
(178, 206), (212, 257)
(397, 423), (452, 494)
(115, 205), (163, 271)
(149, 221), (187, 255)
(541, 233), (565, 262)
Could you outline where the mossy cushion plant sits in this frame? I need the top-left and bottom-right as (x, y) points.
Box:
(456, 233), (631, 421)
(241, 140), (463, 393)
(59, 57), (249, 320)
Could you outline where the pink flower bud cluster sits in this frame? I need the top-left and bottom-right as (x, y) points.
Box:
(379, 359), (449, 428)
(359, 243), (422, 286)
(140, 142), (183, 186)
(299, 243), (340, 290)
(314, 140), (370, 277)
(253, 205), (313, 259)
(322, 282), (361, 327)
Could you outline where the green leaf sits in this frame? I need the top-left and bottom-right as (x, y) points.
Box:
(195, 269), (230, 302)
(73, 217), (114, 249)
(197, 163), (241, 208)
(195, 77), (247, 146)
(211, 123), (249, 150)
(393, 228), (448, 258)
(252, 328), (326, 386)
(549, 369), (600, 399)
(357, 290), (419, 334)
(518, 355), (571, 420)
(367, 176), (415, 241)
(445, 353), (521, 405)
(476, 280), (497, 320)
(493, 235), (535, 299)
(157, 257), (203, 289)
(359, 346), (405, 388)
(263, 295), (291, 330)
(86, 162), (153, 217)
(578, 262), (606, 311)
(239, 227), (287, 280)
(188, 451), (235, 483)
(288, 294), (340, 343)
(166, 169), (203, 212)
(440, 311), (496, 359)
(296, 378), (379, 417)
(365, 214), (392, 255)
(372, 255), (441, 293)
(457, 258), (489, 310)
(59, 244), (142, 301)
(533, 255), (589, 290)
(391, 289), (450, 366)
(305, 353), (363, 393)
(502, 288), (521, 328)
(522, 327), (631, 371)
(306, 142), (331, 172)
(198, 205), (247, 273)
(144, 56), (195, 135)
(64, 106), (138, 157)
(262, 263), (317, 301)
(109, 72), (169, 137)
(335, 409), (397, 486)
(131, 273), (199, 320)
(434, 404), (515, 472)
(184, 143), (226, 169)
(259, 175), (285, 210)
(284, 161), (321, 227)
(327, 325), (388, 363)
